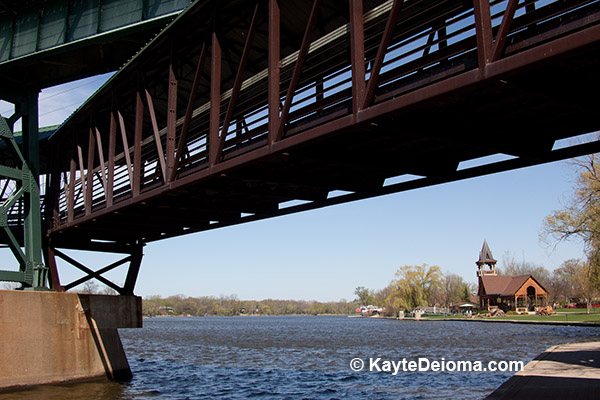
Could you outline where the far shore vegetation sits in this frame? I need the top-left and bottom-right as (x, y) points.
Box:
(141, 295), (357, 317)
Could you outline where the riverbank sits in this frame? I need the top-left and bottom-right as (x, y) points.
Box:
(403, 317), (600, 327)
(395, 311), (600, 327)
(486, 341), (600, 399)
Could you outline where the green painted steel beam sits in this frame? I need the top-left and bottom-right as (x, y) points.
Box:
(0, 165), (22, 180)
(0, 105), (48, 290)
(0, 0), (191, 88)
(0, 0), (190, 62)
(0, 270), (26, 283)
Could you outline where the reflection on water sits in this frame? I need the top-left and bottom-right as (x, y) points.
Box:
(0, 381), (124, 400)
(1, 316), (598, 399)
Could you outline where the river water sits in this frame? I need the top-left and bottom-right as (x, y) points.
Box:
(2, 316), (599, 399)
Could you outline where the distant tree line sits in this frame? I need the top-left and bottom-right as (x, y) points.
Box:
(141, 294), (356, 317)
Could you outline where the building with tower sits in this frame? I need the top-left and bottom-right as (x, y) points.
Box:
(476, 241), (549, 313)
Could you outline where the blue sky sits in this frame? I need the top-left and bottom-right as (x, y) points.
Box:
(0, 75), (587, 301)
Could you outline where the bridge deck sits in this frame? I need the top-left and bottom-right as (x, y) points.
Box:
(15, 0), (600, 251)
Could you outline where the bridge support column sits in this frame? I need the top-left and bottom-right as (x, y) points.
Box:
(0, 91), (48, 290)
(0, 290), (142, 390)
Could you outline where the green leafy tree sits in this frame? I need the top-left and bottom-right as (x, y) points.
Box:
(463, 284), (471, 303)
(441, 273), (470, 307)
(142, 295), (163, 316)
(387, 264), (443, 311)
(354, 286), (374, 306)
(554, 259), (600, 313)
(542, 153), (600, 294)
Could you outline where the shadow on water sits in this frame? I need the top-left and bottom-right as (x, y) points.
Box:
(0, 380), (125, 400)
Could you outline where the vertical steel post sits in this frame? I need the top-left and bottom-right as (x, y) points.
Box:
(167, 45), (178, 181)
(473, 0), (493, 68)
(85, 127), (95, 216)
(123, 244), (144, 295)
(67, 135), (76, 222)
(268, 0), (280, 145)
(21, 91), (48, 289)
(133, 85), (144, 196)
(349, 0), (365, 115)
(107, 105), (117, 207)
(209, 24), (222, 166)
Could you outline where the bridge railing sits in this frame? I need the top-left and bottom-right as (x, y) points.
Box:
(47, 0), (600, 237)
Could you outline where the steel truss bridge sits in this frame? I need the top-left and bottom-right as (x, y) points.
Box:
(1, 0), (600, 294)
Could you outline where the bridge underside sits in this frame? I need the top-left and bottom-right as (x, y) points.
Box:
(45, 0), (600, 248)
(2, 0), (600, 290)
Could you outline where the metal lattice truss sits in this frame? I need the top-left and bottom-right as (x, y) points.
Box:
(0, 111), (47, 288)
(46, 0), (600, 247)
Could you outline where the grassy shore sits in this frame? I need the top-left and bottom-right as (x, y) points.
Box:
(419, 309), (600, 323)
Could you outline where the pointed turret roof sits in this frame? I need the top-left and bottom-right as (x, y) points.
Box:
(477, 240), (497, 265)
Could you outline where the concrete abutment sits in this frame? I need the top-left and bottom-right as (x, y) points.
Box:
(0, 290), (142, 390)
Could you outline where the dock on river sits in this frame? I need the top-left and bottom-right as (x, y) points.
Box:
(486, 341), (600, 399)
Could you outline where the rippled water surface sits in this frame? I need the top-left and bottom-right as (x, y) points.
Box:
(2, 316), (599, 399)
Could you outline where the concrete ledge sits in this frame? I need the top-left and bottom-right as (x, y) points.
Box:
(486, 341), (600, 399)
(0, 290), (142, 390)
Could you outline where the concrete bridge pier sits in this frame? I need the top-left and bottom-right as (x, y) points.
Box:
(0, 290), (142, 390)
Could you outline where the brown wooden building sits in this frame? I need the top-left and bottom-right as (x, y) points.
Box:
(476, 241), (549, 312)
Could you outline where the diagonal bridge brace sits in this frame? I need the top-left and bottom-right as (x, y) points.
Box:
(52, 246), (144, 296)
(0, 113), (48, 289)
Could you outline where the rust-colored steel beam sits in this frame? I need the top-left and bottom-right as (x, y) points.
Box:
(107, 106), (117, 207)
(144, 88), (167, 182)
(133, 86), (144, 196)
(363, 0), (404, 110)
(172, 41), (208, 181)
(123, 247), (143, 295)
(117, 109), (135, 187)
(276, 0), (321, 140)
(94, 127), (107, 193)
(167, 46), (178, 182)
(76, 138), (86, 213)
(67, 139), (77, 222)
(219, 2), (260, 158)
(43, 0), (600, 251)
(43, 244), (63, 291)
(268, 0), (280, 146)
(473, 0), (493, 67)
(47, 141), (61, 230)
(209, 25), (222, 167)
(85, 127), (95, 215)
(349, 0), (365, 115)
(492, 0), (520, 62)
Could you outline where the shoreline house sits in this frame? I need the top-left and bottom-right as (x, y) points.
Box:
(476, 241), (549, 312)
